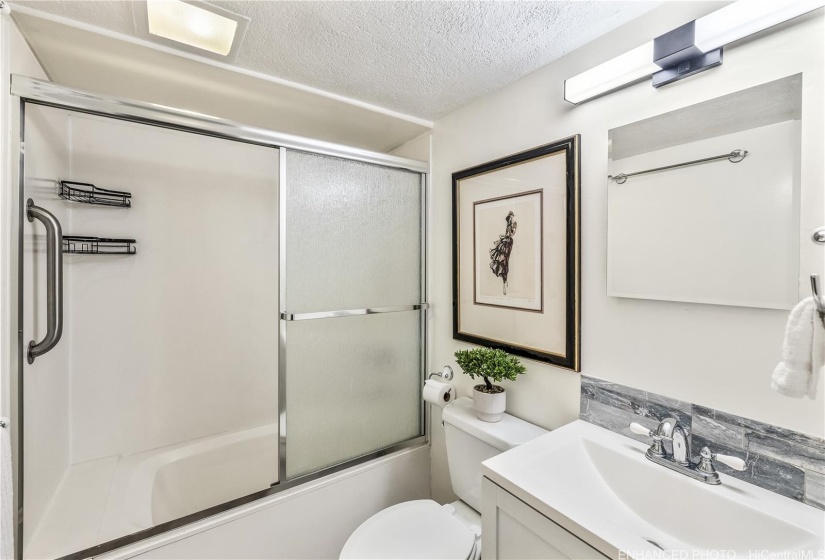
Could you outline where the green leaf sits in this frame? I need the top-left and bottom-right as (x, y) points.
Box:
(453, 348), (527, 385)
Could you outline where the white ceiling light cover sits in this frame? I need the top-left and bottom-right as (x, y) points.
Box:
(135, 0), (249, 61)
(147, 0), (236, 56)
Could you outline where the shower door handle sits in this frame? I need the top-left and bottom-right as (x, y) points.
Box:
(26, 199), (63, 364)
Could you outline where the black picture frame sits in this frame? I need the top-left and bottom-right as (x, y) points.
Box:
(452, 136), (581, 371)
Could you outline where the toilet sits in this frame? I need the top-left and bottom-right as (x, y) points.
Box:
(340, 397), (548, 560)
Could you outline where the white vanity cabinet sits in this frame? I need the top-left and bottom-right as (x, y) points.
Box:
(482, 477), (608, 560)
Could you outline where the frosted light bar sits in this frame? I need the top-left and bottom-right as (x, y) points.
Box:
(695, 0), (825, 53)
(564, 42), (660, 104)
(147, 0), (239, 56)
(564, 0), (825, 104)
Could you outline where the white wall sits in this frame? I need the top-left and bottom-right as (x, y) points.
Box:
(429, 3), (825, 503)
(98, 446), (430, 560)
(390, 132), (431, 163)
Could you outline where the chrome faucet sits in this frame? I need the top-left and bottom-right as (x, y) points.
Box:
(630, 417), (746, 485)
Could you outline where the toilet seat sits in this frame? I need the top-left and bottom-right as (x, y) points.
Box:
(339, 500), (479, 560)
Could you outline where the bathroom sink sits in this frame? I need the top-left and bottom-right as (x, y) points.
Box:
(482, 420), (825, 558)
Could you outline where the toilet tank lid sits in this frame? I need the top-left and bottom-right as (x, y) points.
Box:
(442, 397), (548, 451)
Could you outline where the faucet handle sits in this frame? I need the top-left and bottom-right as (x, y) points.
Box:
(629, 422), (653, 437)
(714, 453), (746, 471)
(629, 422), (667, 458)
(698, 446), (746, 472)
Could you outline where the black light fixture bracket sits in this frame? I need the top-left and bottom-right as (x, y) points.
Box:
(652, 20), (723, 88)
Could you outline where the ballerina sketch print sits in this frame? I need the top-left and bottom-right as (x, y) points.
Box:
(473, 189), (543, 312)
(489, 211), (517, 294)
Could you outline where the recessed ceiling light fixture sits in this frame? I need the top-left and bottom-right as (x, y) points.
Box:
(133, 0), (249, 61)
(564, 0), (824, 104)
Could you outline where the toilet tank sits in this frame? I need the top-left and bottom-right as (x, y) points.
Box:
(442, 397), (547, 512)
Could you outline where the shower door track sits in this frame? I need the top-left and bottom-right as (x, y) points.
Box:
(11, 76), (429, 173)
(12, 75), (430, 560)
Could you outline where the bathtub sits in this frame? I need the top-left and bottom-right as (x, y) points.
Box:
(100, 423), (279, 543)
(29, 422), (426, 560)
(93, 444), (430, 560)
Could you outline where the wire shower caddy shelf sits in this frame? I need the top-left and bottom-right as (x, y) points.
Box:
(59, 180), (132, 208)
(63, 236), (136, 255)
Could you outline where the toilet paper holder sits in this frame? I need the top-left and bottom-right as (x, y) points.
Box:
(428, 365), (454, 381)
(427, 366), (454, 427)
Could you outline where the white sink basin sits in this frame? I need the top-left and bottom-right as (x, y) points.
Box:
(482, 420), (825, 559)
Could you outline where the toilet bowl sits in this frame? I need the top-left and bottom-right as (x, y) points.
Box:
(340, 397), (547, 559)
(340, 499), (480, 560)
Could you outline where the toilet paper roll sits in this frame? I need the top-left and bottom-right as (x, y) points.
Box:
(423, 379), (455, 408)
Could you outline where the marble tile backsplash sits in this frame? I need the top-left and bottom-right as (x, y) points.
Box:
(580, 376), (825, 510)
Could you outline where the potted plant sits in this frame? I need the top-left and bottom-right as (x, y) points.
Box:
(454, 348), (526, 422)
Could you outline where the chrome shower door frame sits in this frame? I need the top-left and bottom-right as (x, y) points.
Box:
(12, 75), (429, 560)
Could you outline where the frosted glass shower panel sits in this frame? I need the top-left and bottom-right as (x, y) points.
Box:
(285, 312), (422, 479)
(285, 150), (422, 312)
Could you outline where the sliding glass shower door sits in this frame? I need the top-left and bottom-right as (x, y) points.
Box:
(281, 150), (426, 480)
(20, 105), (281, 560)
(14, 76), (428, 559)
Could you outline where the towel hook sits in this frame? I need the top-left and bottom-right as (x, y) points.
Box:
(811, 275), (825, 328)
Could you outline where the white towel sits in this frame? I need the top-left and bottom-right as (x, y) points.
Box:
(812, 308), (825, 397)
(0, 421), (13, 560)
(772, 297), (823, 399)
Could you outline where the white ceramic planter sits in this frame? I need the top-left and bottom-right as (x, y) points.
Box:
(473, 386), (506, 422)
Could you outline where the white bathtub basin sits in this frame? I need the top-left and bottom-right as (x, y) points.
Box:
(482, 420), (825, 558)
(100, 423), (278, 542)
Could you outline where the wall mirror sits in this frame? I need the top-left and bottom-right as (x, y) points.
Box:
(607, 74), (802, 310)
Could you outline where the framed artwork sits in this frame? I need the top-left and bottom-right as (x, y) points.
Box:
(452, 136), (581, 371)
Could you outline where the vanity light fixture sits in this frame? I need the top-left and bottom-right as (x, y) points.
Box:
(564, 0), (825, 104)
(134, 0), (250, 61)
(563, 43), (660, 105)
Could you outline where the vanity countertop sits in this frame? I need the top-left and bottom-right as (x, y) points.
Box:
(482, 420), (825, 559)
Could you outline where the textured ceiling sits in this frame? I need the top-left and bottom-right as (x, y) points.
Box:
(12, 0), (660, 120)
